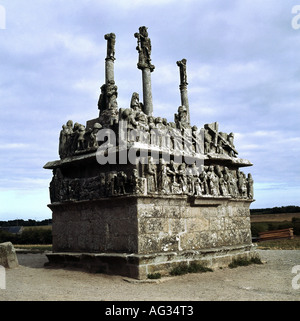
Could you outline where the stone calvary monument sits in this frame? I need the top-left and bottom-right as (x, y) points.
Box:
(44, 27), (258, 279)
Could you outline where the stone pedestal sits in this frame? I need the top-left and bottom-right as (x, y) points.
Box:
(46, 193), (257, 279)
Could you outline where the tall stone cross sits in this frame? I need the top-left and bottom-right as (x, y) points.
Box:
(134, 26), (155, 116)
(98, 33), (118, 117)
(177, 58), (190, 125)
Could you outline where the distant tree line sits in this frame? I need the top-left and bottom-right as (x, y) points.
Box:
(251, 217), (300, 237)
(0, 219), (52, 244)
(250, 206), (300, 215)
(0, 228), (52, 244)
(0, 219), (52, 227)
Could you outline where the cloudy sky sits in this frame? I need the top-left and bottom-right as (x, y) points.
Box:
(0, 0), (300, 220)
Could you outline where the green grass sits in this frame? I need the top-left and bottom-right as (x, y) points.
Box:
(228, 256), (263, 269)
(23, 225), (52, 231)
(147, 273), (162, 279)
(257, 237), (300, 250)
(170, 262), (213, 276)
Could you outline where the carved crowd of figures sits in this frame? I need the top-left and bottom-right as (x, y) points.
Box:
(143, 159), (253, 199)
(59, 121), (103, 159)
(50, 161), (253, 203)
(59, 90), (239, 160)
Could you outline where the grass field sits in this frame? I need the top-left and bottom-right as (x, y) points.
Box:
(14, 244), (52, 251)
(250, 212), (300, 223)
(22, 225), (52, 231)
(257, 237), (300, 250)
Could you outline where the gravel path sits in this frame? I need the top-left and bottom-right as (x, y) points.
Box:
(0, 250), (299, 301)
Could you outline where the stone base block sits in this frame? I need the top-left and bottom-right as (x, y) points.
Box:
(46, 244), (259, 279)
(0, 242), (19, 268)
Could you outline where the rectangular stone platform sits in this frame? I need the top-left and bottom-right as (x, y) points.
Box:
(47, 194), (255, 279)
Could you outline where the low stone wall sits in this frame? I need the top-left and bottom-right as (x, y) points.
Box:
(0, 242), (19, 268)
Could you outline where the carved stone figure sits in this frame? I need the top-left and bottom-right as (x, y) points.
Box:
(204, 123), (219, 153)
(131, 169), (146, 195)
(130, 92), (142, 112)
(106, 80), (118, 110)
(104, 33), (116, 60)
(98, 84), (107, 115)
(207, 166), (219, 196)
(135, 111), (149, 143)
(186, 164), (200, 195)
(204, 129), (213, 154)
(157, 158), (168, 194)
(247, 173), (254, 199)
(131, 169), (139, 194)
(217, 169), (228, 196)
(228, 170), (238, 198)
(89, 123), (102, 149)
(194, 177), (202, 196)
(169, 122), (182, 150)
(191, 126), (201, 153)
(236, 171), (247, 198)
(200, 166), (209, 195)
(145, 156), (157, 193)
(177, 163), (188, 194)
(166, 160), (177, 184)
(175, 105), (189, 130)
(155, 117), (167, 148)
(99, 173), (106, 197)
(134, 26), (155, 71)
(227, 132), (238, 157)
(222, 167), (231, 196)
(147, 116), (156, 145)
(115, 171), (127, 195)
(76, 124), (86, 151)
(59, 125), (68, 158)
(176, 59), (188, 87)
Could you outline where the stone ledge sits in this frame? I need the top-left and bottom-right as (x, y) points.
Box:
(48, 194), (254, 209)
(45, 243), (258, 279)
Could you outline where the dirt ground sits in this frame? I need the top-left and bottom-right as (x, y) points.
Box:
(0, 250), (299, 301)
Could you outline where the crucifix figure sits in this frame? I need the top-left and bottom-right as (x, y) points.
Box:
(104, 33), (116, 61)
(177, 58), (188, 87)
(176, 58), (190, 124)
(134, 26), (155, 115)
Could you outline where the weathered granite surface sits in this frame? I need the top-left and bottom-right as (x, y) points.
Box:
(0, 242), (19, 268)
